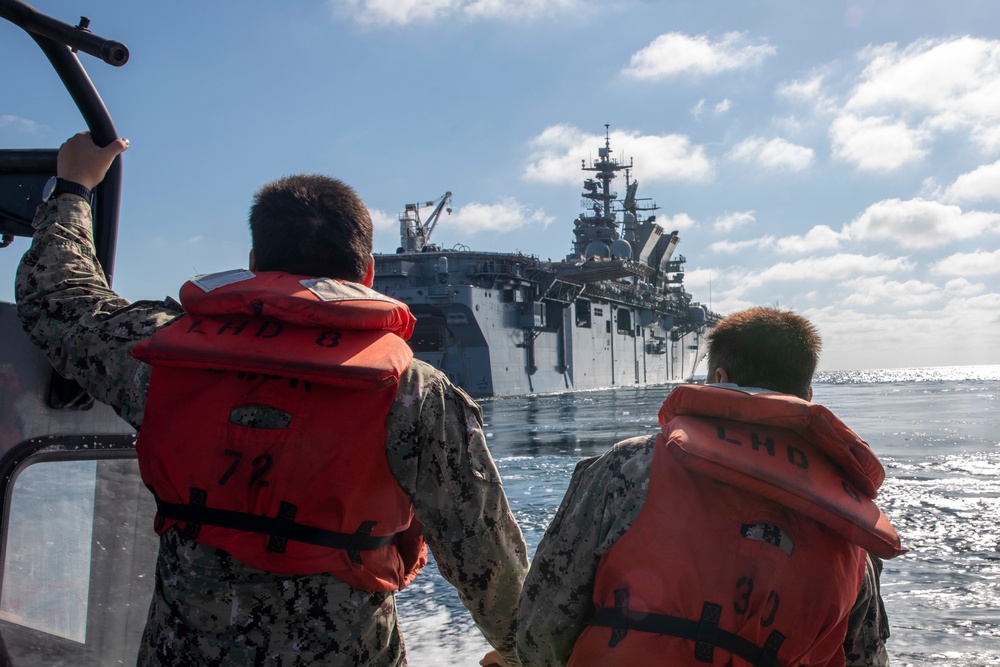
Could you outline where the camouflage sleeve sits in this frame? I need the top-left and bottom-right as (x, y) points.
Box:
(14, 198), (184, 427)
(386, 361), (529, 666)
(516, 436), (655, 667)
(844, 555), (891, 666)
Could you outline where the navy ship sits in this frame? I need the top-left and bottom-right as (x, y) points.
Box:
(373, 126), (720, 397)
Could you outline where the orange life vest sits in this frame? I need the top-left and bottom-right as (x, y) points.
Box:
(130, 270), (427, 591)
(570, 384), (904, 667)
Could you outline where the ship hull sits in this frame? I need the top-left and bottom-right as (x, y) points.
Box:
(376, 267), (709, 398)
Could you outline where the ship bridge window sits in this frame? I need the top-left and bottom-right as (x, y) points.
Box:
(575, 300), (592, 328)
(617, 309), (633, 335)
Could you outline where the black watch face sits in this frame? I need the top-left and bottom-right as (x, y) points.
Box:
(42, 176), (58, 201)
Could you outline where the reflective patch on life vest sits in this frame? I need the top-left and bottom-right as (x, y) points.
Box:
(301, 277), (399, 304)
(191, 269), (256, 292)
(741, 523), (794, 556)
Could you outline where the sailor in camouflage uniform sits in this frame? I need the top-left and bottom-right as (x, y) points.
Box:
(517, 308), (895, 667)
(16, 132), (528, 666)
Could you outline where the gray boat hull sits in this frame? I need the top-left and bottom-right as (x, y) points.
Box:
(375, 260), (709, 398)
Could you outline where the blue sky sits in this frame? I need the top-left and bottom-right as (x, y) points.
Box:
(3, 0), (999, 371)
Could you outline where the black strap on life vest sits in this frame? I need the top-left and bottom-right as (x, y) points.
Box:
(588, 588), (786, 667)
(154, 488), (398, 563)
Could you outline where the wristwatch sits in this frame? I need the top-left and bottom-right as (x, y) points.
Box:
(42, 176), (92, 203)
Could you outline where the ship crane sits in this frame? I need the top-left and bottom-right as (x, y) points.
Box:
(399, 191), (453, 253)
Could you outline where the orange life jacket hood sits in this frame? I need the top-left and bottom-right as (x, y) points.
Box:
(658, 384), (903, 559)
(137, 270), (417, 389)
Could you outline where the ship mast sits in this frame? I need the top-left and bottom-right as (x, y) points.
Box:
(572, 124), (633, 258)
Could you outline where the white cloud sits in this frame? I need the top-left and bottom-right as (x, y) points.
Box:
(523, 125), (713, 185)
(844, 198), (1000, 248)
(681, 268), (744, 313)
(918, 176), (941, 199)
(807, 299), (1000, 371)
(774, 225), (844, 253)
(777, 71), (838, 115)
(709, 255), (914, 301)
(772, 116), (807, 136)
(841, 275), (941, 309)
(942, 277), (985, 296)
(941, 160), (1000, 204)
(699, 293), (753, 316)
(710, 225), (841, 255)
(692, 99), (733, 119)
(830, 114), (930, 172)
(331, 0), (458, 24)
(465, 0), (582, 20)
(727, 136), (815, 172)
(713, 211), (755, 232)
(930, 248), (1000, 276)
(450, 198), (553, 233)
(329, 0), (581, 24)
(681, 267), (720, 291)
(749, 253), (914, 286)
(622, 31), (775, 80)
(0, 115), (43, 134)
(369, 207), (398, 236)
(660, 213), (697, 232)
(845, 37), (1000, 152)
(710, 236), (774, 254)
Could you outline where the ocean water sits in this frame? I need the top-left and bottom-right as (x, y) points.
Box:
(396, 365), (1000, 666)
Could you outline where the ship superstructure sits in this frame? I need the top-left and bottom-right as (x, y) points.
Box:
(373, 126), (720, 397)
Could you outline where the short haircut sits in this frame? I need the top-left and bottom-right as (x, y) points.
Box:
(248, 174), (372, 281)
(706, 307), (821, 400)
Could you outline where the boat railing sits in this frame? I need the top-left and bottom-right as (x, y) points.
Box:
(470, 258), (530, 279)
(581, 281), (694, 318)
(0, 0), (127, 282)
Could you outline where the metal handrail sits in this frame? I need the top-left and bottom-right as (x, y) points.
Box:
(0, 0), (128, 283)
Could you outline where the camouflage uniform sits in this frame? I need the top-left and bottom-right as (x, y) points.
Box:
(517, 435), (891, 667)
(16, 197), (528, 666)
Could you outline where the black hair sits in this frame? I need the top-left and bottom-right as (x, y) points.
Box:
(249, 174), (372, 281)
